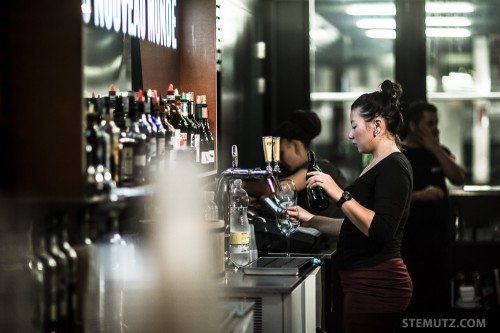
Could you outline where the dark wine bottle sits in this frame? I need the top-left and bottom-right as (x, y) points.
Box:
(306, 150), (330, 211)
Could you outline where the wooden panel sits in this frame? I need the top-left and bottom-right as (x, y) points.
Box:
(140, 41), (180, 94)
(6, 0), (84, 198)
(178, 0), (217, 158)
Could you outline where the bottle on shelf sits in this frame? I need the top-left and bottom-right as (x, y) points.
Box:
(73, 208), (99, 332)
(57, 214), (80, 330)
(201, 95), (215, 170)
(101, 94), (121, 185)
(180, 91), (198, 162)
(187, 92), (201, 164)
(196, 95), (210, 170)
(150, 90), (167, 171)
(32, 219), (58, 333)
(45, 216), (70, 332)
(137, 89), (156, 182)
(84, 103), (105, 195)
(158, 95), (176, 157)
(124, 92), (147, 186)
(229, 179), (251, 267)
(306, 150), (330, 211)
(174, 88), (190, 150)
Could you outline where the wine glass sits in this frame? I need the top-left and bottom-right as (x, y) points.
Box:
(274, 179), (298, 256)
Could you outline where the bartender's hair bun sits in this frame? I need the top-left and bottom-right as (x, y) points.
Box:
(273, 110), (321, 148)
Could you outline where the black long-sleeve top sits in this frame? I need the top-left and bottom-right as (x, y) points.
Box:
(336, 152), (413, 270)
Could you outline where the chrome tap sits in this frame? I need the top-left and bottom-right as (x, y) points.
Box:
(216, 144), (280, 224)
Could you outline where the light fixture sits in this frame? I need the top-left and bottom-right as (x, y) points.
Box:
(426, 28), (471, 37)
(346, 2), (474, 15)
(356, 18), (396, 29)
(365, 29), (396, 39)
(346, 4), (396, 16)
(425, 2), (474, 14)
(425, 17), (471, 27)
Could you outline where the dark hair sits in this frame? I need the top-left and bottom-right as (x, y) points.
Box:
(272, 110), (321, 148)
(351, 80), (404, 148)
(405, 99), (437, 125)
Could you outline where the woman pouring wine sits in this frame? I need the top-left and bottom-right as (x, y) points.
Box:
(286, 80), (413, 333)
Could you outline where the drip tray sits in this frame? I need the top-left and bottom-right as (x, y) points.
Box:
(243, 257), (314, 276)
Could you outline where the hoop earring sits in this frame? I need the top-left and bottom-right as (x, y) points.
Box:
(373, 128), (380, 137)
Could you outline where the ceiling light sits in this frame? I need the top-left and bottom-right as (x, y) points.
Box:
(425, 2), (474, 14)
(356, 18), (396, 29)
(346, 2), (474, 16)
(346, 4), (395, 16)
(425, 17), (472, 27)
(426, 28), (471, 37)
(365, 29), (396, 39)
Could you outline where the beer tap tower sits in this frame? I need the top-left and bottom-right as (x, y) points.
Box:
(216, 138), (282, 263)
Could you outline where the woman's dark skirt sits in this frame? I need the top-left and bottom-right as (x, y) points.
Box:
(338, 257), (413, 333)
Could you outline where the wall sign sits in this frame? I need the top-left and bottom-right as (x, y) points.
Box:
(81, 0), (177, 49)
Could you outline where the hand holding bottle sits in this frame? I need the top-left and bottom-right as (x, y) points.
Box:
(306, 171), (342, 202)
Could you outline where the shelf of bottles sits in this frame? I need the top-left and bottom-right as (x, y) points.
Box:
(84, 83), (216, 200)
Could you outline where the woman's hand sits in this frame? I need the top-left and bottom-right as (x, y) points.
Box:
(285, 205), (315, 227)
(305, 171), (342, 201)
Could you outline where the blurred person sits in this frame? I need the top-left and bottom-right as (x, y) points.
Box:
(400, 100), (465, 315)
(287, 80), (413, 333)
(244, 109), (349, 218)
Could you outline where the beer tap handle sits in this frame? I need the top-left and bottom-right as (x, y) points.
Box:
(262, 136), (273, 172)
(231, 145), (238, 168)
(272, 137), (281, 175)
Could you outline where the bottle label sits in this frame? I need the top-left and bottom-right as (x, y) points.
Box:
(122, 147), (134, 176)
(201, 151), (210, 164)
(230, 232), (249, 245)
(179, 132), (188, 147)
(209, 149), (215, 163)
(135, 154), (146, 166)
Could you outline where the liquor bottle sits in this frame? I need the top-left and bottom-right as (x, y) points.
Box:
(187, 92), (201, 163)
(125, 93), (148, 185)
(158, 96), (175, 153)
(57, 215), (80, 330)
(174, 88), (190, 149)
(306, 150), (330, 211)
(32, 220), (58, 333)
(201, 95), (215, 169)
(46, 216), (70, 332)
(73, 209), (99, 333)
(196, 95), (210, 168)
(137, 89), (156, 182)
(113, 93), (127, 133)
(101, 95), (121, 185)
(229, 179), (251, 267)
(180, 91), (198, 162)
(150, 90), (167, 170)
(94, 97), (114, 193)
(85, 104), (105, 195)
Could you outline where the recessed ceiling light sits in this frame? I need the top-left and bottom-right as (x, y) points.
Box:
(365, 29), (396, 39)
(426, 17), (472, 27)
(356, 18), (396, 29)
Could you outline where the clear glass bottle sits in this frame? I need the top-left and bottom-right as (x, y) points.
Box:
(204, 190), (219, 221)
(229, 179), (250, 267)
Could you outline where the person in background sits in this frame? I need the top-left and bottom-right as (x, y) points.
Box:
(287, 80), (413, 333)
(400, 100), (465, 315)
(244, 109), (349, 218)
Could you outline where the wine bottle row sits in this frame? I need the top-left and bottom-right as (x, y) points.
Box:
(84, 84), (215, 196)
(31, 215), (80, 333)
